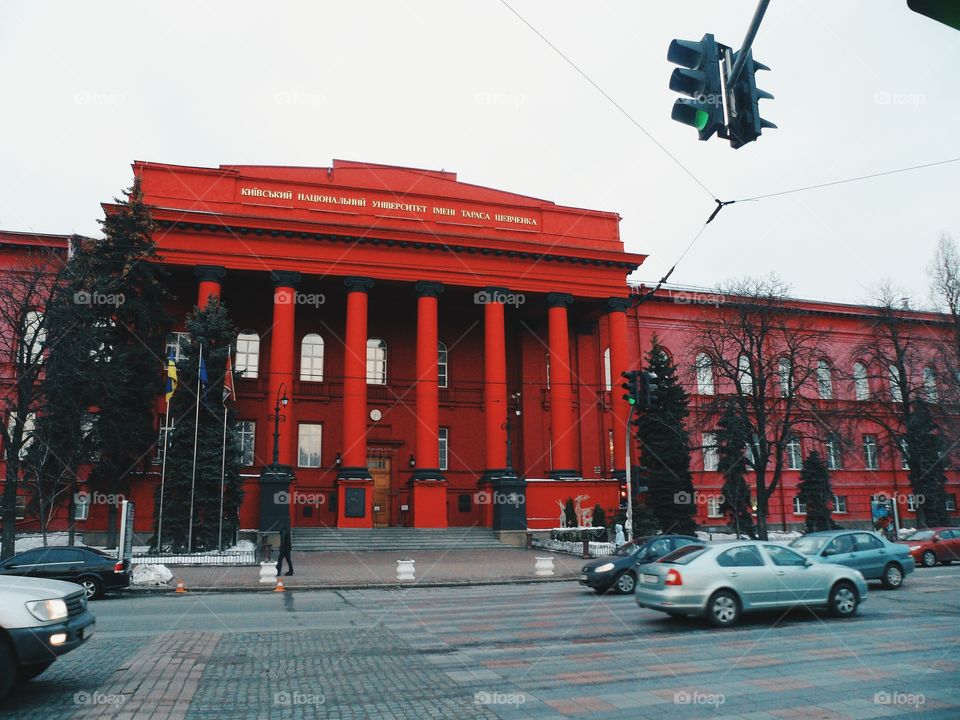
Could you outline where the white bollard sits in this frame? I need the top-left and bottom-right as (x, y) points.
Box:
(396, 558), (416, 581)
(259, 561), (276, 584)
(534, 556), (555, 577)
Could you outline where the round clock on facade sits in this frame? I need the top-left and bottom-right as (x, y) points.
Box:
(369, 408), (382, 422)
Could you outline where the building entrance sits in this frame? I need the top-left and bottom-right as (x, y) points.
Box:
(369, 454), (392, 527)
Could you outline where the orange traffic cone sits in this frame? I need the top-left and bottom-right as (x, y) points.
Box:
(274, 576), (286, 593)
(175, 578), (187, 593)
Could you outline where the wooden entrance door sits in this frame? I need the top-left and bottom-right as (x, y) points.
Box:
(369, 454), (391, 527)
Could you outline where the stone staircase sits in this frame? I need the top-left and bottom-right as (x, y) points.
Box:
(292, 526), (516, 552)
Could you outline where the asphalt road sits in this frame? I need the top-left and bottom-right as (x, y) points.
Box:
(2, 565), (959, 719)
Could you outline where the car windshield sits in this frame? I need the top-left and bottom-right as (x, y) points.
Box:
(906, 530), (935, 541)
(657, 545), (706, 564)
(790, 535), (830, 554)
(613, 540), (645, 557)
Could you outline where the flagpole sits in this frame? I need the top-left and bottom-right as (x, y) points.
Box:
(156, 397), (171, 552)
(188, 344), (202, 552)
(218, 404), (227, 551)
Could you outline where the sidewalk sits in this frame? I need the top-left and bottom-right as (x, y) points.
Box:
(133, 548), (587, 592)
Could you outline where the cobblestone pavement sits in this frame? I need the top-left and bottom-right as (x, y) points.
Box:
(2, 566), (958, 719)
(145, 549), (585, 590)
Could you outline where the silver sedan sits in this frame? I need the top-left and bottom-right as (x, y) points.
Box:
(634, 541), (868, 627)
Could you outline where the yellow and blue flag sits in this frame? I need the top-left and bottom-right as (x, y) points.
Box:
(165, 355), (178, 404)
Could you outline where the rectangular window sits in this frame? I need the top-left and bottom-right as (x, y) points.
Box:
(706, 495), (722, 518)
(438, 427), (449, 471)
(833, 495), (847, 513)
(297, 424), (322, 468)
(235, 332), (260, 379)
(165, 331), (190, 361)
(15, 495), (25, 520)
(608, 429), (615, 473)
(154, 414), (173, 464)
(899, 438), (910, 470)
(238, 421), (256, 467)
(702, 432), (719, 471)
(906, 494), (919, 512)
(4, 412), (36, 460)
(603, 348), (612, 391)
(75, 492), (90, 521)
(825, 433), (842, 471)
(863, 434), (878, 470)
(786, 435), (803, 470)
(793, 496), (807, 515)
(946, 494), (957, 512)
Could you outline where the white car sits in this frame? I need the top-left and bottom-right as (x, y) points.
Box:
(635, 541), (869, 627)
(0, 575), (95, 699)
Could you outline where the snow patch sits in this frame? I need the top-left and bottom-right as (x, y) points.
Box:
(132, 563), (173, 586)
(15, 532), (87, 552)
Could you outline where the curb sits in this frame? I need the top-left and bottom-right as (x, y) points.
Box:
(126, 576), (580, 594)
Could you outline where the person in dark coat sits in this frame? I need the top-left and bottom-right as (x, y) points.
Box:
(276, 525), (294, 576)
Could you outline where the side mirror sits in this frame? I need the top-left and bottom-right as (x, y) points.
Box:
(804, 559), (813, 567)
(822, 548), (835, 557)
(932, 536), (940, 543)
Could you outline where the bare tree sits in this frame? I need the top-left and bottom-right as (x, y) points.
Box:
(928, 232), (960, 400)
(0, 245), (65, 559)
(691, 275), (831, 539)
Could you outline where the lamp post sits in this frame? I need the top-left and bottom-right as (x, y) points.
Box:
(270, 383), (289, 466)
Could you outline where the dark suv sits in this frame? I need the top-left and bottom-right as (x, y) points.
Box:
(0, 546), (131, 599)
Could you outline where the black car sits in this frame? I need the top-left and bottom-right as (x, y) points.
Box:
(579, 534), (699, 594)
(0, 546), (131, 599)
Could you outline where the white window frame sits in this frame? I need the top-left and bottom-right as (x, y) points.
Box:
(737, 355), (753, 395)
(300, 333), (325, 382)
(906, 494), (919, 512)
(238, 420), (256, 467)
(695, 353), (715, 395)
(817, 359), (833, 400)
(778, 357), (793, 397)
(23, 309), (45, 365)
(165, 331), (190, 362)
(786, 435), (803, 470)
(155, 414), (173, 464)
(702, 432), (719, 472)
(74, 492), (90, 521)
(235, 332), (260, 379)
(946, 494), (957, 512)
(853, 362), (870, 401)
(297, 423), (322, 468)
(898, 438), (910, 470)
(889, 365), (903, 403)
(863, 434), (879, 470)
(438, 427), (449, 471)
(706, 495), (722, 518)
(793, 496), (807, 515)
(825, 433), (842, 471)
(833, 495), (847, 513)
(923, 366), (939, 403)
(438, 342), (449, 389)
(366, 338), (387, 385)
(602, 347), (612, 391)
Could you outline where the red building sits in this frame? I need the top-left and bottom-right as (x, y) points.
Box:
(1, 160), (957, 541)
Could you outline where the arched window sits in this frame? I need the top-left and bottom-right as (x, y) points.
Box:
(853, 362), (869, 401)
(923, 366), (938, 403)
(889, 364), (903, 402)
(737, 355), (753, 395)
(602, 347), (612, 391)
(817, 359), (833, 400)
(778, 357), (793, 396)
(300, 334), (324, 382)
(366, 338), (387, 385)
(235, 332), (260, 379)
(438, 341), (448, 388)
(695, 353), (715, 395)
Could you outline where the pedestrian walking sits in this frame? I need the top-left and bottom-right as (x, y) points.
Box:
(276, 525), (294, 576)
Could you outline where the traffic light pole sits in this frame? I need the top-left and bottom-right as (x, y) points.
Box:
(624, 404), (635, 543)
(727, 0), (771, 89)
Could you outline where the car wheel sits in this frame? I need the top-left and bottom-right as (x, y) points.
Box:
(0, 640), (15, 699)
(17, 661), (53, 681)
(79, 575), (103, 600)
(706, 590), (740, 627)
(828, 582), (859, 618)
(881, 563), (904, 589)
(614, 571), (636, 594)
(921, 551), (937, 568)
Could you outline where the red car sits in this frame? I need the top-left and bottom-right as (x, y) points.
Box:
(899, 527), (960, 568)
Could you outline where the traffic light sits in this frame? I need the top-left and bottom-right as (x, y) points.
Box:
(727, 49), (776, 149)
(619, 481), (628, 510)
(621, 370), (641, 408)
(640, 371), (659, 409)
(667, 34), (727, 141)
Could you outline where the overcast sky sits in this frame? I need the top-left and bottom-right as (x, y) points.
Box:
(1, 1), (958, 306)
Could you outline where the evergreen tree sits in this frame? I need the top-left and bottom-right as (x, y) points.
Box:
(716, 402), (756, 538)
(158, 299), (242, 551)
(904, 400), (950, 527)
(71, 179), (171, 546)
(591, 504), (606, 530)
(630, 504), (661, 538)
(563, 497), (577, 528)
(634, 339), (697, 535)
(797, 451), (834, 532)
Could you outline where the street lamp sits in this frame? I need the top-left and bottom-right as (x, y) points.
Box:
(270, 383), (289, 465)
